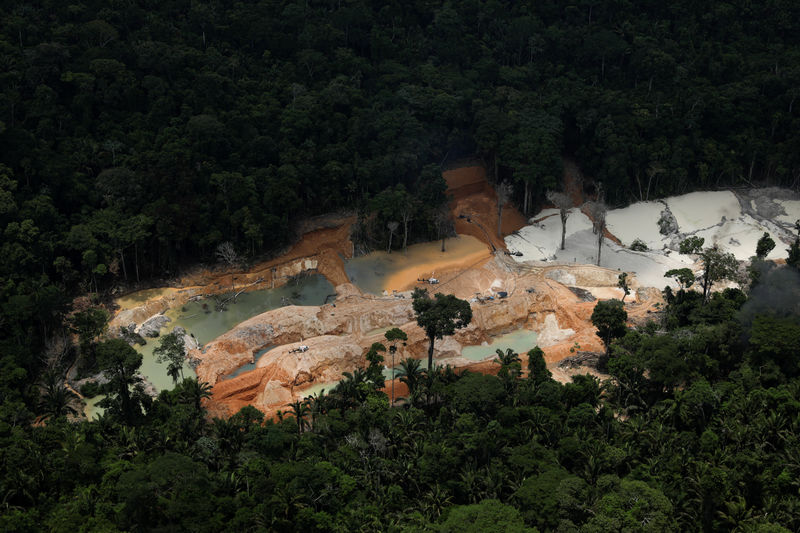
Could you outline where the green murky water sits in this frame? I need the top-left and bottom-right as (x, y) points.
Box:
(164, 274), (335, 346)
(224, 346), (276, 380)
(83, 394), (105, 420)
(85, 274), (335, 418)
(461, 329), (539, 361)
(294, 329), (538, 405)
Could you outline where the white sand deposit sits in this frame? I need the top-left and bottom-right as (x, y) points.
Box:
(506, 208), (593, 260)
(507, 189), (800, 290)
(605, 201), (667, 249)
(665, 191), (742, 230)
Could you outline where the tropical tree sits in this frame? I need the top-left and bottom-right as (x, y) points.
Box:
(756, 232), (775, 259)
(69, 307), (110, 371)
(435, 207), (452, 252)
(178, 377), (212, 413)
(665, 268), (696, 290)
(38, 370), (79, 419)
(396, 357), (425, 400)
(591, 299), (628, 357)
(154, 332), (186, 384)
(216, 241), (240, 299)
(679, 236), (705, 254)
(583, 200), (607, 266)
(96, 338), (144, 424)
(387, 221), (399, 253)
(698, 245), (738, 302)
(286, 399), (310, 435)
(526, 346), (551, 383)
(412, 288), (472, 369)
(384, 327), (408, 405)
(546, 190), (572, 250)
(495, 181), (513, 238)
(494, 348), (522, 395)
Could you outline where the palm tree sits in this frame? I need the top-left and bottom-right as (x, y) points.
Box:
(304, 390), (327, 426)
(335, 368), (369, 408)
(286, 399), (310, 435)
(40, 383), (79, 419)
(178, 378), (213, 413)
(493, 348), (521, 367)
(494, 348), (522, 394)
(39, 370), (78, 419)
(396, 358), (424, 399)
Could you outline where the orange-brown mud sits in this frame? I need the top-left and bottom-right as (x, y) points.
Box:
(444, 166), (527, 251)
(179, 215), (355, 291)
(563, 158), (587, 207)
(113, 164), (663, 420)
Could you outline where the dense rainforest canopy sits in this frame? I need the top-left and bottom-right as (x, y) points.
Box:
(2, 1), (800, 531)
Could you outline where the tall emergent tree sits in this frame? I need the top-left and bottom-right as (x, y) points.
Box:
(591, 299), (628, 357)
(546, 190), (572, 250)
(412, 288), (472, 370)
(384, 327), (408, 404)
(96, 338), (145, 424)
(154, 332), (186, 384)
(583, 200), (607, 266)
(698, 245), (738, 302)
(387, 221), (399, 253)
(495, 181), (513, 238)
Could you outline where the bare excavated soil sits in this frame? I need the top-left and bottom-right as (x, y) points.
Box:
(444, 166), (527, 251)
(113, 165), (659, 419)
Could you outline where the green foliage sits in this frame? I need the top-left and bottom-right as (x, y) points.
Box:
(153, 332), (186, 384)
(413, 288), (472, 369)
(3, 3), (800, 531)
(756, 232), (776, 259)
(96, 338), (145, 424)
(629, 238), (648, 252)
(679, 236), (705, 254)
(526, 347), (551, 383)
(698, 245), (739, 302)
(438, 499), (536, 533)
(591, 299), (628, 356)
(665, 268), (696, 290)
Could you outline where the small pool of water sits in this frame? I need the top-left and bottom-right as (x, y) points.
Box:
(225, 345), (275, 380)
(298, 380), (340, 399)
(461, 329), (539, 361)
(87, 274), (336, 418)
(364, 326), (391, 337)
(345, 235), (489, 295)
(165, 274), (335, 346)
(83, 394), (105, 420)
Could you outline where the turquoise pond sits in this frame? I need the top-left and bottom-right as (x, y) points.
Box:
(293, 329), (540, 402)
(460, 329), (539, 361)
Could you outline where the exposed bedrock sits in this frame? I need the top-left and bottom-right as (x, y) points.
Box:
(199, 263), (616, 417)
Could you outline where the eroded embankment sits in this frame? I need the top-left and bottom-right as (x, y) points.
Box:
(444, 166), (527, 251)
(199, 256), (644, 418)
(109, 215), (356, 332)
(111, 165), (653, 420)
